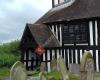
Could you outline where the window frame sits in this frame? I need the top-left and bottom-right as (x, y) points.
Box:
(62, 22), (89, 45)
(54, 0), (72, 7)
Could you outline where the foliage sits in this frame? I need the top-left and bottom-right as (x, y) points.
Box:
(0, 40), (21, 67)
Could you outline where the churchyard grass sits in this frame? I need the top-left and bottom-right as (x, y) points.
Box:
(69, 74), (80, 80)
(47, 70), (61, 80)
(94, 72), (100, 77)
(0, 67), (10, 80)
(47, 70), (79, 80)
(0, 67), (100, 80)
(0, 41), (20, 79)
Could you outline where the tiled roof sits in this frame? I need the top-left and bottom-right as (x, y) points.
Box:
(35, 0), (100, 23)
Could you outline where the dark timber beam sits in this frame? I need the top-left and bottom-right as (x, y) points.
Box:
(52, 0), (55, 8)
(97, 20), (100, 70)
(92, 20), (96, 70)
(58, 0), (60, 4)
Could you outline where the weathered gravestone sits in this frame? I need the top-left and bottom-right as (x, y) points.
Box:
(39, 62), (48, 80)
(69, 64), (80, 74)
(57, 56), (69, 80)
(10, 61), (27, 80)
(50, 56), (57, 71)
(40, 62), (46, 72)
(80, 51), (94, 80)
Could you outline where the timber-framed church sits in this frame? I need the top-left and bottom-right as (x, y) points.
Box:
(20, 0), (100, 72)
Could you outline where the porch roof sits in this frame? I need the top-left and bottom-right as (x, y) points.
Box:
(35, 0), (100, 24)
(28, 24), (60, 47)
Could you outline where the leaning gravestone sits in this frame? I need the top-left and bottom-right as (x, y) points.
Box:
(57, 56), (69, 80)
(80, 51), (94, 80)
(10, 61), (27, 80)
(50, 56), (57, 71)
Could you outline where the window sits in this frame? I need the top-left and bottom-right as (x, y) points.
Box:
(59, 0), (71, 4)
(54, 0), (59, 5)
(62, 22), (88, 45)
(59, 0), (65, 3)
(53, 0), (72, 7)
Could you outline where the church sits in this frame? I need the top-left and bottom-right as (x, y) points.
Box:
(20, 0), (100, 72)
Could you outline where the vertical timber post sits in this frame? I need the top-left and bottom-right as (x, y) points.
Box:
(97, 20), (100, 71)
(52, 0), (55, 8)
(21, 49), (24, 63)
(26, 49), (29, 70)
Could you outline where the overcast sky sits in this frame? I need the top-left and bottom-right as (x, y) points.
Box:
(0, 0), (52, 43)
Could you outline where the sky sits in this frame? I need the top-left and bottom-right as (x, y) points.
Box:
(0, 0), (52, 43)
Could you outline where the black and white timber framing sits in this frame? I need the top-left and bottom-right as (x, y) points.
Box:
(41, 20), (100, 72)
(20, 0), (100, 72)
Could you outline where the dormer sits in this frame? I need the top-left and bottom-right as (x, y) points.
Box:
(52, 0), (74, 8)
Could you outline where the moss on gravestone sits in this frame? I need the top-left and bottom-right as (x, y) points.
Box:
(57, 56), (69, 80)
(80, 51), (93, 71)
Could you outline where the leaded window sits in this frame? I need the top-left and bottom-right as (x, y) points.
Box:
(62, 22), (88, 45)
(53, 0), (73, 7)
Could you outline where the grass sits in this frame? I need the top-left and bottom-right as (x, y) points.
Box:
(47, 70), (80, 80)
(0, 68), (100, 80)
(47, 70), (61, 80)
(94, 72), (100, 77)
(69, 74), (80, 80)
(28, 70), (79, 80)
(0, 41), (20, 80)
(0, 67), (10, 80)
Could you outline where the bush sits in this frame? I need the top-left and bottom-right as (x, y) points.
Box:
(0, 53), (20, 67)
(0, 40), (21, 67)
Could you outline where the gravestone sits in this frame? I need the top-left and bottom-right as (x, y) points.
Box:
(57, 56), (69, 80)
(50, 56), (57, 71)
(39, 71), (48, 80)
(39, 62), (48, 80)
(69, 64), (80, 74)
(80, 51), (94, 80)
(40, 62), (46, 72)
(10, 61), (27, 80)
